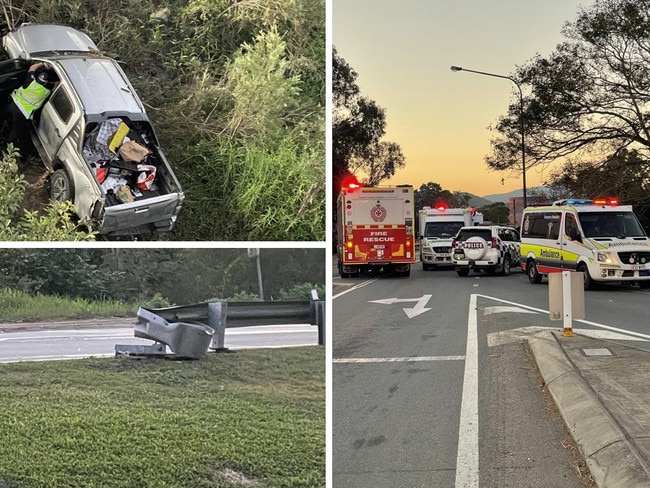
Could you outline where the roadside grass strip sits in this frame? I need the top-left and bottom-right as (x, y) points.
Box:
(0, 347), (324, 488)
(0, 288), (134, 322)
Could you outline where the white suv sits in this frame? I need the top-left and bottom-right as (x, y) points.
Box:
(452, 225), (521, 276)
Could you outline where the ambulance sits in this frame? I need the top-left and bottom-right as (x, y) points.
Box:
(336, 184), (416, 278)
(519, 198), (650, 289)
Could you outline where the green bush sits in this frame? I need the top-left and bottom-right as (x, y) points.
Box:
(278, 282), (326, 301)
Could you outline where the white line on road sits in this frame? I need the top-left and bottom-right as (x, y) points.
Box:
(332, 278), (379, 299)
(479, 293), (650, 340)
(455, 294), (479, 488)
(333, 355), (465, 364)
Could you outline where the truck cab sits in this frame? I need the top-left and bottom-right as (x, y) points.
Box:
(418, 205), (483, 270)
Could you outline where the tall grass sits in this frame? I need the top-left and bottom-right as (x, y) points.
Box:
(0, 288), (134, 322)
(175, 137), (324, 241)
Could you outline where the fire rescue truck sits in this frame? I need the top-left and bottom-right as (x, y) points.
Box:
(336, 184), (416, 278)
(418, 205), (483, 270)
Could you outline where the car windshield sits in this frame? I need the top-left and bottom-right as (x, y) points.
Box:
(424, 222), (464, 239)
(456, 228), (492, 241)
(578, 211), (647, 238)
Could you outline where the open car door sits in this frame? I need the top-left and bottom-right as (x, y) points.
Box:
(0, 58), (28, 103)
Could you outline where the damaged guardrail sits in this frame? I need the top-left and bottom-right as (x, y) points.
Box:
(115, 290), (325, 359)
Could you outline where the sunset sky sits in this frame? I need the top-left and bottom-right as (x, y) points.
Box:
(333, 0), (593, 197)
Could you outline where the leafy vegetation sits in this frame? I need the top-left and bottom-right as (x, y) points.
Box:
(332, 48), (405, 196)
(0, 0), (325, 241)
(0, 248), (326, 308)
(414, 182), (472, 212)
(0, 347), (325, 488)
(484, 0), (650, 225)
(0, 287), (132, 322)
(0, 147), (96, 240)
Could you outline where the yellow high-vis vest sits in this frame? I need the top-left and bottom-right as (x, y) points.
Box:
(11, 80), (51, 119)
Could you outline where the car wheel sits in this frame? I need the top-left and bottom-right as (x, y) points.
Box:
(456, 267), (470, 277)
(527, 259), (542, 284)
(577, 263), (594, 290)
(500, 255), (512, 276)
(338, 260), (349, 279)
(51, 168), (74, 202)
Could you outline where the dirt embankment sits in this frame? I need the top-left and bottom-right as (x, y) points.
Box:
(20, 158), (50, 215)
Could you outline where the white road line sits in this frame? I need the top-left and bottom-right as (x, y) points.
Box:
(455, 294), (479, 488)
(332, 278), (379, 299)
(333, 356), (465, 364)
(479, 293), (650, 340)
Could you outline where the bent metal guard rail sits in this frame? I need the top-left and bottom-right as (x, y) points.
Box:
(132, 291), (325, 357)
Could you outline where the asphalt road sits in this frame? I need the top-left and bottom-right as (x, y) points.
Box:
(332, 264), (650, 487)
(0, 321), (319, 363)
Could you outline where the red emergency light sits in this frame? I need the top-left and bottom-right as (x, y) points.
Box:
(593, 197), (619, 206)
(434, 202), (448, 211)
(342, 175), (361, 190)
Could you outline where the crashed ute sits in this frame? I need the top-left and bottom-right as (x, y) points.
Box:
(0, 23), (184, 238)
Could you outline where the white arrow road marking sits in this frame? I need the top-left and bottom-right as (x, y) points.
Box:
(483, 306), (538, 315)
(369, 294), (432, 318)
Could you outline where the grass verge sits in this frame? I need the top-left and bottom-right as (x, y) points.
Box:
(0, 288), (135, 322)
(0, 347), (325, 488)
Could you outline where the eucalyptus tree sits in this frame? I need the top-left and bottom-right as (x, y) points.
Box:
(487, 0), (650, 179)
(333, 48), (405, 189)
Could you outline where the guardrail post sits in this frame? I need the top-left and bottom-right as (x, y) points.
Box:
(310, 290), (325, 346)
(208, 301), (228, 351)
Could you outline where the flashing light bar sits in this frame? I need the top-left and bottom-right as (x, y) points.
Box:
(554, 197), (620, 206)
(593, 197), (619, 206)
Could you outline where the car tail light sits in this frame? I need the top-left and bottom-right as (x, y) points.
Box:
(491, 237), (498, 248)
(451, 238), (457, 248)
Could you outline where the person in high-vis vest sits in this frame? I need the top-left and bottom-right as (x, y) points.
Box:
(5, 62), (53, 151)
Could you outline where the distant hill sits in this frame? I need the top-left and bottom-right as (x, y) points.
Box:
(457, 193), (494, 208)
(481, 186), (548, 204)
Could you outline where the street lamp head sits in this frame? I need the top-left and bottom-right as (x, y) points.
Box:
(450, 66), (463, 72)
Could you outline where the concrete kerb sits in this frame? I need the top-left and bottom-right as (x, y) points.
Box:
(529, 331), (650, 488)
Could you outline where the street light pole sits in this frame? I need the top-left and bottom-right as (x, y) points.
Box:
(450, 65), (527, 209)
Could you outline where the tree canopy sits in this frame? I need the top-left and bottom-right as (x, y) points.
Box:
(332, 48), (405, 192)
(0, 248), (326, 304)
(546, 148), (650, 228)
(487, 0), (650, 175)
(414, 182), (470, 212)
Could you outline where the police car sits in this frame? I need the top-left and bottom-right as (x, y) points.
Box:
(452, 225), (521, 276)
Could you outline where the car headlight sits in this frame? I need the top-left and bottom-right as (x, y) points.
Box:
(597, 252), (616, 264)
